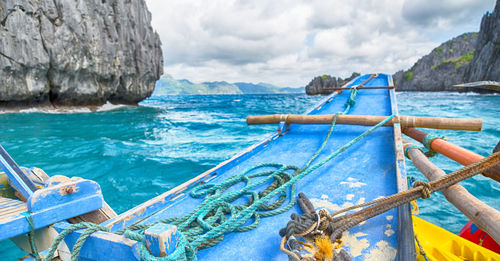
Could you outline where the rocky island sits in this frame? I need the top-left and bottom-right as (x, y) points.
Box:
(0, 0), (162, 109)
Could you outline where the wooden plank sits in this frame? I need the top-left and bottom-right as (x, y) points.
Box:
(0, 145), (37, 199)
(0, 179), (103, 241)
(323, 86), (395, 90)
(246, 114), (483, 131)
(145, 223), (179, 257)
(388, 78), (416, 261)
(404, 141), (500, 244)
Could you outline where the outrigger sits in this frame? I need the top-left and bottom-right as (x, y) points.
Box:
(1, 73), (499, 260)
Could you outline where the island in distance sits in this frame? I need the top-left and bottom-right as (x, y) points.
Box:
(152, 74), (304, 95)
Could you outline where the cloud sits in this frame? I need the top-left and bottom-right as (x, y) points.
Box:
(145, 0), (495, 87)
(402, 0), (494, 28)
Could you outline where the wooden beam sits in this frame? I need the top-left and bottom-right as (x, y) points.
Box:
(403, 128), (500, 182)
(323, 86), (395, 90)
(404, 140), (500, 245)
(246, 114), (482, 131)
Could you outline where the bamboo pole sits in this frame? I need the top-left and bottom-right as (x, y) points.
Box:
(403, 128), (500, 183)
(246, 114), (482, 131)
(404, 140), (500, 244)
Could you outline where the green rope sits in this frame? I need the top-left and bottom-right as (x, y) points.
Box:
(422, 134), (445, 157)
(21, 212), (41, 261)
(404, 145), (423, 159)
(47, 87), (395, 261)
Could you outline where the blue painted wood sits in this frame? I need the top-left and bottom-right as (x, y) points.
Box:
(0, 179), (103, 241)
(0, 145), (37, 199)
(38, 222), (141, 261)
(51, 73), (411, 260)
(145, 223), (179, 257)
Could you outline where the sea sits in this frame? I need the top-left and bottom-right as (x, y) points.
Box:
(0, 92), (498, 259)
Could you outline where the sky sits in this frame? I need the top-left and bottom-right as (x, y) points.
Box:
(145, 0), (496, 87)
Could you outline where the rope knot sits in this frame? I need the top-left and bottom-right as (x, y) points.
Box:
(413, 180), (432, 199)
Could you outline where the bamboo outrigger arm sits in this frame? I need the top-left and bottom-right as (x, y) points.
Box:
(246, 114), (482, 131)
(403, 140), (500, 245)
(403, 128), (500, 183)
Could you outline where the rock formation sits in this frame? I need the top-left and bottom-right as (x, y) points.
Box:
(393, 0), (500, 92)
(392, 33), (477, 91)
(0, 0), (162, 108)
(465, 0), (500, 82)
(305, 73), (360, 95)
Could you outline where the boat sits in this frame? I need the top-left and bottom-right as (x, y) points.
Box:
(413, 215), (500, 261)
(0, 73), (497, 260)
(453, 81), (500, 92)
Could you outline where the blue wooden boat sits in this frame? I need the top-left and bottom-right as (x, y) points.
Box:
(1, 73), (415, 260)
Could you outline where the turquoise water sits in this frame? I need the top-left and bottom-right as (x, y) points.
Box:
(0, 92), (498, 259)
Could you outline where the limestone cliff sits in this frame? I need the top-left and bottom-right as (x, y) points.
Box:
(0, 0), (162, 108)
(465, 0), (500, 82)
(305, 73), (360, 95)
(392, 33), (477, 91)
(393, 0), (500, 92)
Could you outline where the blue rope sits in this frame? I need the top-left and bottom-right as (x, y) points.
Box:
(21, 212), (41, 261)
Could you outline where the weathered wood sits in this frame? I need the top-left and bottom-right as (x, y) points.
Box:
(404, 141), (500, 244)
(68, 201), (117, 224)
(403, 128), (500, 182)
(246, 114), (482, 131)
(323, 86), (395, 90)
(44, 175), (117, 224)
(145, 223), (179, 257)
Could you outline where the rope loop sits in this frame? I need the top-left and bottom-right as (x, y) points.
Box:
(422, 134), (445, 157)
(404, 145), (423, 159)
(413, 180), (432, 199)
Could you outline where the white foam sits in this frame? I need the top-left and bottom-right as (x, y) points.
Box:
(96, 101), (128, 112)
(12, 102), (129, 114)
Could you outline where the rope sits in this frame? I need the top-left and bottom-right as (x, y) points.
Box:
(277, 151), (500, 259)
(413, 181), (431, 199)
(422, 134), (445, 157)
(21, 212), (41, 261)
(48, 77), (392, 260)
(404, 145), (422, 159)
(414, 235), (429, 261)
(325, 151), (500, 240)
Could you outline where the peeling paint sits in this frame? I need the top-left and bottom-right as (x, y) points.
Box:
(356, 197), (365, 204)
(310, 198), (354, 213)
(342, 231), (370, 257)
(363, 240), (397, 261)
(340, 177), (366, 188)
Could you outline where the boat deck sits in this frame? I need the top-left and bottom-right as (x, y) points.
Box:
(95, 73), (411, 260)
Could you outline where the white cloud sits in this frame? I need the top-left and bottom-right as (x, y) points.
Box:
(145, 0), (495, 87)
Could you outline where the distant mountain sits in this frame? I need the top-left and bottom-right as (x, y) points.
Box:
(152, 75), (303, 95)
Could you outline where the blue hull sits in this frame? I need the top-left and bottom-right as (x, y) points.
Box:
(49, 73), (414, 260)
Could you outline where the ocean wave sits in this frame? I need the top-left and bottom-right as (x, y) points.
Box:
(11, 102), (129, 114)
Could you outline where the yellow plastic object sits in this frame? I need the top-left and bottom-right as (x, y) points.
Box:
(413, 215), (500, 261)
